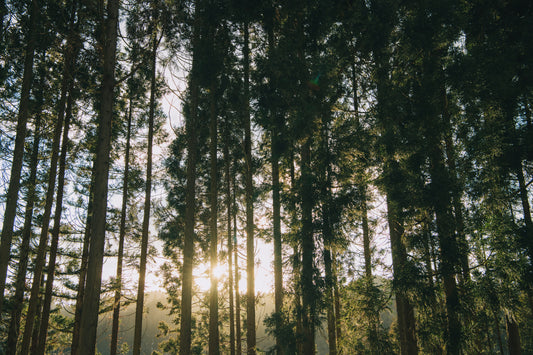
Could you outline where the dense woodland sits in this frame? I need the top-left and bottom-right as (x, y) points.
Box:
(0, 0), (532, 354)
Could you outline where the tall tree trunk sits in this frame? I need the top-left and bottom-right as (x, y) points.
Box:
(0, 0), (39, 315)
(387, 195), (419, 355)
(234, 170), (242, 355)
(77, 0), (120, 351)
(110, 97), (133, 355)
(321, 116), (336, 355)
(208, 80), (220, 355)
(132, 26), (158, 355)
(376, 40), (418, 353)
(289, 153), (303, 354)
(272, 131), (283, 354)
(70, 175), (94, 355)
(301, 137), (316, 355)
(30, 277), (44, 353)
(516, 161), (533, 266)
(243, 20), (256, 355)
(361, 189), (372, 281)
(442, 90), (470, 282)
(428, 137), (461, 355)
(333, 253), (342, 346)
(35, 89), (74, 354)
(224, 117), (235, 355)
(20, 58), (70, 355)
(179, 5), (200, 354)
(5, 108), (42, 355)
(266, 9), (284, 353)
(505, 315), (521, 355)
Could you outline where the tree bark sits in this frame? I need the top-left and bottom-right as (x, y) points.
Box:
(0, 0), (39, 316)
(266, 10), (284, 353)
(442, 90), (470, 283)
(179, 5), (200, 353)
(132, 24), (158, 355)
(77, 0), (120, 351)
(34, 89), (74, 355)
(19, 55), (69, 355)
(70, 175), (94, 355)
(243, 20), (256, 355)
(505, 315), (521, 355)
(224, 116), (235, 355)
(289, 153), (304, 354)
(5, 109), (42, 355)
(321, 116), (336, 355)
(234, 166), (243, 355)
(208, 80), (220, 355)
(387, 195), (419, 355)
(301, 137), (316, 355)
(333, 253), (342, 346)
(110, 97), (133, 355)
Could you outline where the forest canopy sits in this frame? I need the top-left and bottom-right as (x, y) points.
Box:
(1, 0), (533, 354)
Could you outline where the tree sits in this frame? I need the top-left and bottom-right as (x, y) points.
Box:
(179, 2), (201, 354)
(132, 5), (160, 353)
(0, 0), (39, 316)
(76, 0), (120, 351)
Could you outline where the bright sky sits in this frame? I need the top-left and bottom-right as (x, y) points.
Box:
(101, 237), (275, 295)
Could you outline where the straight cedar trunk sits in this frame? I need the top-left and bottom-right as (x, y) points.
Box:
(110, 98), (133, 355)
(321, 117), (336, 355)
(332, 253), (342, 344)
(386, 195), (419, 355)
(179, 5), (200, 353)
(353, 70), (374, 289)
(425, 81), (461, 355)
(0, 0), (39, 315)
(361, 192), (372, 281)
(266, 9), (283, 353)
(35, 90), (74, 354)
(430, 152), (461, 355)
(243, 21), (256, 355)
(5, 110), (42, 355)
(272, 129), (283, 353)
(20, 59), (69, 355)
(35, 0), (81, 346)
(70, 176), (94, 355)
(208, 80), (220, 355)
(31, 276), (44, 353)
(442, 90), (470, 282)
(516, 159), (533, 266)
(234, 167), (243, 355)
(375, 43), (418, 354)
(224, 118), (235, 355)
(289, 153), (303, 354)
(301, 138), (315, 355)
(506, 315), (522, 355)
(132, 27), (158, 355)
(77, 0), (120, 351)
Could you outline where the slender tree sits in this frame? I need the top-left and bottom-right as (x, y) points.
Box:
(76, 0), (120, 351)
(132, 18), (159, 355)
(179, 2), (201, 353)
(242, 19), (256, 355)
(224, 115), (236, 355)
(208, 80), (220, 355)
(4, 97), (43, 354)
(0, 0), (39, 315)
(34, 88), (74, 354)
(110, 96), (133, 355)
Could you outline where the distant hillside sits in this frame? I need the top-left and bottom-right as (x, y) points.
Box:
(95, 292), (173, 354)
(93, 292), (329, 354)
